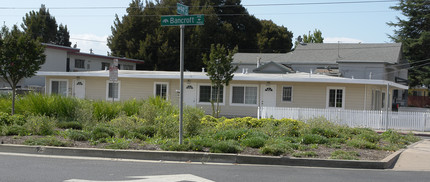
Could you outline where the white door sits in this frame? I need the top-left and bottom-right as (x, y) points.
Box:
(261, 84), (277, 107)
(184, 83), (197, 107)
(73, 79), (85, 99)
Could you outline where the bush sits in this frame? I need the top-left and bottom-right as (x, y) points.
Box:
(210, 140), (242, 153)
(160, 140), (203, 152)
(241, 137), (266, 148)
(3, 125), (28, 136)
(23, 136), (71, 147)
(355, 131), (381, 143)
(346, 138), (378, 149)
(261, 143), (289, 156)
(66, 130), (90, 141)
(57, 121), (83, 130)
(184, 106), (205, 136)
(91, 126), (115, 141)
(24, 115), (56, 136)
(155, 114), (179, 138)
(300, 134), (328, 144)
(213, 128), (249, 141)
(92, 101), (121, 121)
(133, 126), (156, 138)
(188, 136), (216, 148)
(104, 137), (131, 149)
(292, 151), (318, 158)
(331, 150), (360, 160)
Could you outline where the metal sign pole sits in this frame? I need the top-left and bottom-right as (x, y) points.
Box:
(179, 24), (184, 145)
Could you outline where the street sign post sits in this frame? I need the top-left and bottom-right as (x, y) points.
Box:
(177, 3), (189, 15)
(161, 15), (204, 26)
(161, 4), (204, 145)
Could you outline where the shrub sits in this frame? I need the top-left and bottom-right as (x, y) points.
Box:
(241, 137), (266, 148)
(184, 106), (205, 136)
(24, 115), (56, 136)
(92, 101), (121, 121)
(66, 130), (90, 141)
(160, 140), (203, 152)
(104, 138), (131, 149)
(4, 125), (28, 136)
(0, 112), (12, 126)
(121, 99), (143, 116)
(355, 131), (381, 143)
(57, 121), (83, 130)
(155, 114), (179, 138)
(210, 140), (242, 153)
(311, 128), (340, 138)
(300, 134), (328, 144)
(331, 150), (360, 160)
(188, 136), (216, 148)
(213, 128), (248, 141)
(260, 143), (289, 156)
(9, 114), (26, 126)
(346, 138), (378, 149)
(133, 126), (156, 138)
(23, 136), (71, 147)
(292, 151), (318, 158)
(91, 126), (115, 141)
(109, 115), (146, 131)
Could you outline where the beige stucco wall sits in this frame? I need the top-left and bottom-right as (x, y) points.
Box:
(44, 75), (397, 117)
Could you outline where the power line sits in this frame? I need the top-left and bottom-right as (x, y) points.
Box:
(0, 0), (398, 10)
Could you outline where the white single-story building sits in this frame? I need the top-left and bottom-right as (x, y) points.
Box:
(37, 70), (408, 117)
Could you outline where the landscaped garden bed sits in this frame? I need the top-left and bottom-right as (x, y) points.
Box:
(0, 94), (420, 160)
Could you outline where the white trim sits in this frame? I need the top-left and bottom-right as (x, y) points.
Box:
(154, 82), (169, 100)
(106, 80), (121, 101)
(281, 85), (293, 103)
(230, 84), (259, 107)
(326, 87), (345, 109)
(49, 79), (69, 96)
(197, 84), (225, 105)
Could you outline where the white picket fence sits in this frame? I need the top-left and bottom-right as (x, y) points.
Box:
(258, 107), (430, 131)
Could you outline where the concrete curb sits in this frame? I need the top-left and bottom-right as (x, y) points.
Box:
(0, 144), (402, 169)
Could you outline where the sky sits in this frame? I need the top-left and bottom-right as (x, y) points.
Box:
(0, 0), (403, 55)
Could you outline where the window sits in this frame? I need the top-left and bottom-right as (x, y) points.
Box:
(154, 82), (168, 99)
(327, 87), (344, 108)
(282, 86), (293, 102)
(75, 59), (85, 69)
(199, 85), (223, 103)
(231, 85), (257, 105)
(106, 81), (120, 101)
(50, 80), (68, 96)
(101, 62), (110, 70)
(122, 65), (134, 70)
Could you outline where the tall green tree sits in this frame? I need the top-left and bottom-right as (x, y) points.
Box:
(303, 29), (324, 43)
(388, 0), (430, 87)
(257, 20), (293, 53)
(21, 4), (71, 46)
(203, 44), (238, 118)
(0, 25), (46, 115)
(108, 0), (266, 71)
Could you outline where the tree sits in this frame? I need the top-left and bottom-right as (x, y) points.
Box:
(203, 44), (238, 118)
(257, 20), (294, 53)
(388, 0), (430, 87)
(296, 29), (324, 46)
(21, 4), (71, 46)
(108, 0), (270, 71)
(0, 25), (46, 115)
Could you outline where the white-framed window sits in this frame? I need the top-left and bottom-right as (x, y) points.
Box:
(198, 85), (224, 104)
(122, 65), (134, 70)
(101, 62), (110, 70)
(50, 79), (68, 96)
(154, 82), (169, 100)
(282, 86), (293, 102)
(231, 85), (258, 106)
(106, 81), (120, 101)
(327, 87), (345, 108)
(74, 59), (85, 69)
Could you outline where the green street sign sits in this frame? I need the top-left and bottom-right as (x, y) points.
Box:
(161, 15), (204, 26)
(177, 3), (188, 15)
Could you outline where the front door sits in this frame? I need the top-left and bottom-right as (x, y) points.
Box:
(260, 84), (277, 107)
(73, 79), (85, 99)
(184, 83), (197, 107)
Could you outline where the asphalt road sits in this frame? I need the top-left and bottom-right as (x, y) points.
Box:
(0, 153), (429, 182)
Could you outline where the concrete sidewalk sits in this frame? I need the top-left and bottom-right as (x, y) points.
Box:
(393, 139), (430, 171)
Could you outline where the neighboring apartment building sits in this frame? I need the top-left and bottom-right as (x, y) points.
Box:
(0, 43), (144, 90)
(233, 43), (409, 106)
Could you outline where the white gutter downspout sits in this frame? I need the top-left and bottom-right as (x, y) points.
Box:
(385, 82), (390, 130)
(364, 84), (367, 110)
